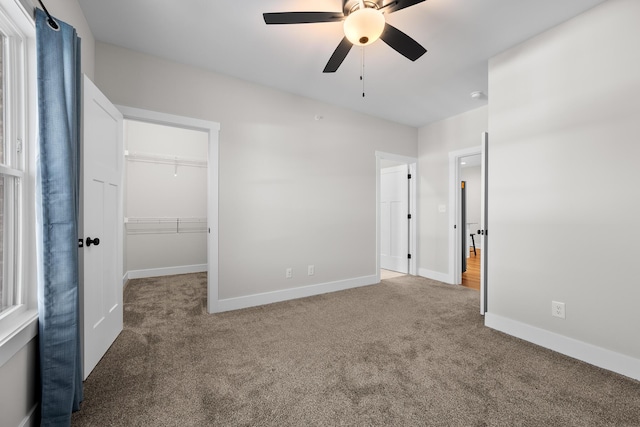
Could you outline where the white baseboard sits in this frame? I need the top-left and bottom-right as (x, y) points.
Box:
(485, 312), (640, 381)
(215, 275), (379, 313)
(126, 264), (207, 280)
(418, 268), (453, 284)
(19, 403), (38, 427)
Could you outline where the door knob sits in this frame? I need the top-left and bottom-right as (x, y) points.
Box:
(86, 237), (100, 247)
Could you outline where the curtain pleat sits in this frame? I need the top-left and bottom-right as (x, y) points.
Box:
(35, 8), (83, 426)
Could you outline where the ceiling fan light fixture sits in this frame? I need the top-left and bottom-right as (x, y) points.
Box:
(343, 8), (385, 46)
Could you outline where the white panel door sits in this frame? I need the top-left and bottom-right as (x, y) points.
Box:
(380, 165), (408, 273)
(81, 75), (123, 379)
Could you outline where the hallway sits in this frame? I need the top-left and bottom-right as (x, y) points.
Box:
(462, 249), (480, 290)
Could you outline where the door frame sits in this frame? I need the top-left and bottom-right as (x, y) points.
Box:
(375, 151), (418, 280)
(116, 106), (220, 313)
(448, 145), (481, 286)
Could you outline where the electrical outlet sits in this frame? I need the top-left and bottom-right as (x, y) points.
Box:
(286, 268), (292, 279)
(308, 265), (315, 276)
(552, 301), (566, 319)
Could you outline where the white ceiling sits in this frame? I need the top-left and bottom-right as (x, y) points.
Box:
(76, 0), (607, 128)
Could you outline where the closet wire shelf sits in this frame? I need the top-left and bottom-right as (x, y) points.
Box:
(125, 217), (207, 235)
(124, 151), (207, 168)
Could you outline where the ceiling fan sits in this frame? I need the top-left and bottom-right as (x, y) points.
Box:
(263, 0), (427, 73)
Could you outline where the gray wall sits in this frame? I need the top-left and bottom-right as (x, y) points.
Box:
(95, 42), (418, 301)
(487, 0), (640, 364)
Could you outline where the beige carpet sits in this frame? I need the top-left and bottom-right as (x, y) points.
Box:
(71, 273), (640, 426)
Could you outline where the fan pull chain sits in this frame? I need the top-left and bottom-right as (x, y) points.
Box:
(360, 47), (365, 98)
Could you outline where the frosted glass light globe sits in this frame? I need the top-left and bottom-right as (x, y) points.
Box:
(343, 8), (385, 46)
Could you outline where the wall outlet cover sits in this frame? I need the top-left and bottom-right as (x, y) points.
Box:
(552, 301), (566, 319)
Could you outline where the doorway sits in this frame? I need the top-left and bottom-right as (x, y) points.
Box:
(117, 106), (220, 313)
(459, 155), (482, 289)
(123, 120), (208, 277)
(448, 133), (488, 314)
(376, 152), (417, 280)
(449, 146), (481, 284)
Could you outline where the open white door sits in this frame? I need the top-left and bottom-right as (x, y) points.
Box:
(80, 75), (124, 379)
(380, 165), (409, 273)
(479, 132), (488, 314)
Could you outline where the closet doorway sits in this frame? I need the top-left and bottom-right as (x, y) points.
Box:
(119, 107), (220, 313)
(124, 120), (208, 276)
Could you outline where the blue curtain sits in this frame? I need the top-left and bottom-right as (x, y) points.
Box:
(35, 8), (83, 426)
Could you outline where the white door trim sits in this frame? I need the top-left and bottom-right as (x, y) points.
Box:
(375, 151), (418, 280)
(448, 146), (482, 286)
(116, 106), (221, 313)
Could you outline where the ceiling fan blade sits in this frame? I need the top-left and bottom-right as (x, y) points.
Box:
(323, 37), (353, 73)
(380, 23), (427, 61)
(384, 0), (426, 14)
(263, 12), (344, 25)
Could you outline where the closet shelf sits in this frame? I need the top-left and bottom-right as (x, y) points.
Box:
(125, 217), (207, 224)
(125, 217), (207, 235)
(124, 150), (207, 168)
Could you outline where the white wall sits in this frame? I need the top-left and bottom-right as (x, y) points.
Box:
(95, 42), (418, 302)
(418, 106), (488, 277)
(486, 0), (640, 378)
(125, 120), (208, 274)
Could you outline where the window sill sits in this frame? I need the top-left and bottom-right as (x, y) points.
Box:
(0, 309), (38, 368)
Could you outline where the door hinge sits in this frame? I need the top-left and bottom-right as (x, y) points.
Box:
(78, 238), (84, 248)
(408, 173), (412, 179)
(408, 254), (412, 259)
(408, 214), (412, 219)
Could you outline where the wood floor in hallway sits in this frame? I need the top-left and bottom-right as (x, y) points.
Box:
(462, 249), (481, 290)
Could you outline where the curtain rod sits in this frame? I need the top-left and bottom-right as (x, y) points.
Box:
(37, 0), (59, 30)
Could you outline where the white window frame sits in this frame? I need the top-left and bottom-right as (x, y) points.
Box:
(0, 0), (37, 368)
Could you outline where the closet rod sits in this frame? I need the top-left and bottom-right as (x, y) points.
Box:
(37, 0), (59, 30)
(125, 217), (207, 224)
(125, 151), (207, 168)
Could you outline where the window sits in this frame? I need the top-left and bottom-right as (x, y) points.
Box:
(0, 16), (25, 319)
(0, 0), (36, 362)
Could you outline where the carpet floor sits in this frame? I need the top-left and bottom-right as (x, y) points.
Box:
(71, 273), (640, 426)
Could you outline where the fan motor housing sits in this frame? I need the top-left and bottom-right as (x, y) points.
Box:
(344, 0), (381, 15)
